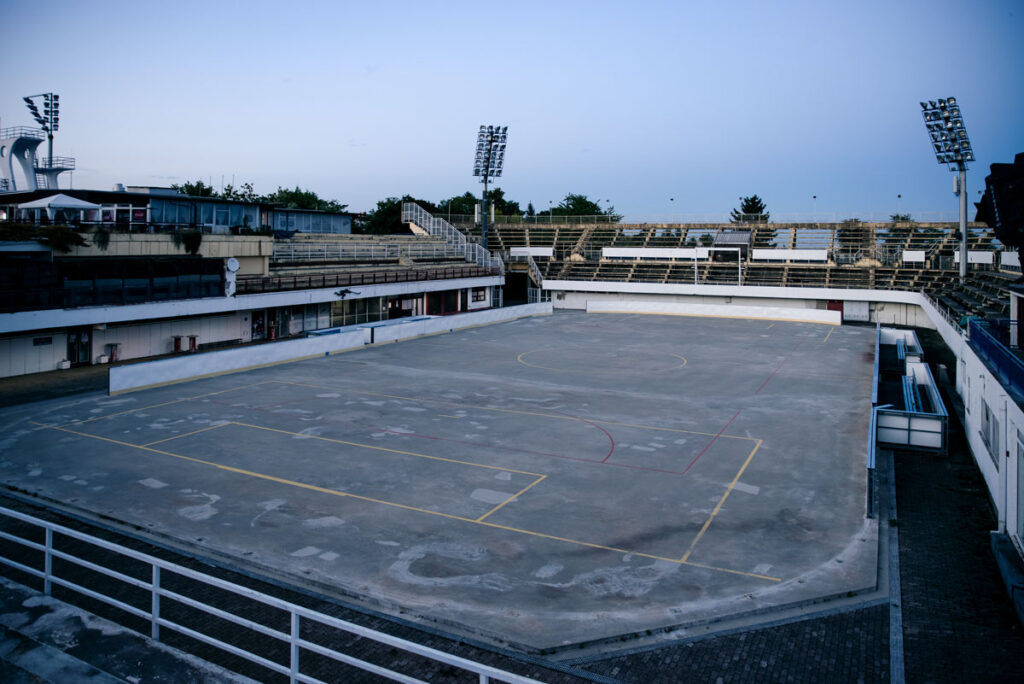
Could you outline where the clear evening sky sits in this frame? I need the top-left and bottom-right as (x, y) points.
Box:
(2, 0), (1021, 222)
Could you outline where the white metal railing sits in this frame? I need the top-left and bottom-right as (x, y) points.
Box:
(402, 203), (505, 273)
(0, 505), (541, 684)
(508, 253), (544, 287)
(273, 243), (466, 263)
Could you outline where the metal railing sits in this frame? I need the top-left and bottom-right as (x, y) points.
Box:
(508, 253), (545, 287)
(0, 126), (45, 140)
(969, 319), (1024, 402)
(401, 203), (505, 273)
(272, 242), (465, 263)
(34, 156), (76, 170)
(237, 265), (499, 295)
(0, 505), (540, 684)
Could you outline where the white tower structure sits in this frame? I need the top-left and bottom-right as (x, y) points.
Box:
(1, 92), (75, 193)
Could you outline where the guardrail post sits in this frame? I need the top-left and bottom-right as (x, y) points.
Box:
(290, 611), (300, 684)
(151, 565), (161, 640)
(44, 527), (52, 595)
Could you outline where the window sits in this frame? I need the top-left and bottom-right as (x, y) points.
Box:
(472, 287), (487, 302)
(981, 400), (1000, 469)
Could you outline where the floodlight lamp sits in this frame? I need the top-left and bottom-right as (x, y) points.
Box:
(920, 101), (928, 109)
(947, 96), (955, 106)
(929, 100), (937, 108)
(965, 151), (974, 162)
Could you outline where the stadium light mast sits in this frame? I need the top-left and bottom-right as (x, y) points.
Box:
(23, 92), (60, 167)
(920, 97), (974, 281)
(472, 125), (508, 253)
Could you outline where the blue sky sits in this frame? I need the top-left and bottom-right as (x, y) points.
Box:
(2, 0), (1022, 221)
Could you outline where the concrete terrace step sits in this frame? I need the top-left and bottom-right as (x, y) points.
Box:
(0, 578), (251, 684)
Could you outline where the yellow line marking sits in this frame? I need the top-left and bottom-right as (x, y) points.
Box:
(34, 422), (780, 582)
(516, 350), (687, 374)
(680, 439), (764, 563)
(278, 381), (756, 443)
(230, 421), (544, 477)
(476, 475), (547, 522)
(823, 328), (835, 344)
(143, 422), (231, 447)
(56, 382), (273, 428)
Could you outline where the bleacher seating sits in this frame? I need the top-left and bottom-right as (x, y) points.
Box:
(464, 221), (1010, 322)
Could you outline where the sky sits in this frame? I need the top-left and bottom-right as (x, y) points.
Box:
(2, 0), (1022, 222)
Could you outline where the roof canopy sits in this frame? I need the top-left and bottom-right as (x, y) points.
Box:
(17, 193), (101, 210)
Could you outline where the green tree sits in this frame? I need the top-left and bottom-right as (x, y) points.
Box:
(730, 195), (770, 223)
(221, 181), (260, 203)
(487, 187), (522, 218)
(537, 193), (620, 221)
(731, 195), (772, 246)
(357, 195), (436, 235)
(438, 192), (478, 216)
(264, 186), (348, 212)
(172, 179), (217, 197)
(890, 213), (913, 223)
(526, 202), (535, 217)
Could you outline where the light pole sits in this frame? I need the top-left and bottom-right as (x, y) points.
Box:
(23, 93), (60, 167)
(897, 193), (902, 218)
(813, 195), (817, 222)
(472, 125), (508, 254)
(920, 97), (974, 281)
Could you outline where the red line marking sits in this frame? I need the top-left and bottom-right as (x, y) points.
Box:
(546, 409), (616, 463)
(679, 409), (742, 475)
(754, 339), (804, 395)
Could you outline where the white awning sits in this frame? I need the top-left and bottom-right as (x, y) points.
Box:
(17, 193), (101, 210)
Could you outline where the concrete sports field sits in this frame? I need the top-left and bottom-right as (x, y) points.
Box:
(0, 311), (878, 652)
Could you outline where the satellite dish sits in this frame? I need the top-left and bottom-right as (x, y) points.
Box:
(225, 257), (239, 273)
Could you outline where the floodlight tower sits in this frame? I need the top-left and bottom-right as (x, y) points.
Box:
(472, 125), (508, 253)
(24, 93), (60, 166)
(920, 97), (975, 281)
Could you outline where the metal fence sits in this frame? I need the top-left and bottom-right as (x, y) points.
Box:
(969, 319), (1024, 401)
(0, 505), (541, 684)
(237, 265), (499, 295)
(401, 203), (504, 273)
(273, 243), (465, 263)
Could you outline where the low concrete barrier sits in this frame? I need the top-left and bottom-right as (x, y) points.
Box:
(371, 303), (552, 343)
(109, 303), (552, 394)
(585, 299), (841, 325)
(109, 330), (368, 394)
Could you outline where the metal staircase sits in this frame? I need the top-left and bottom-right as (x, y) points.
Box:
(401, 202), (504, 273)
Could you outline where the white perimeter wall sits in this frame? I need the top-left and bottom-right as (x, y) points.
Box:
(93, 313), (251, 362)
(0, 333), (68, 376)
(586, 299), (840, 324)
(109, 303), (552, 394)
(544, 280), (937, 329)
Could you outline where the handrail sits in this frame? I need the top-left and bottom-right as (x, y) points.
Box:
(0, 505), (542, 684)
(0, 126), (45, 139)
(402, 202), (505, 273)
(236, 265), (499, 295)
(34, 156), (76, 170)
